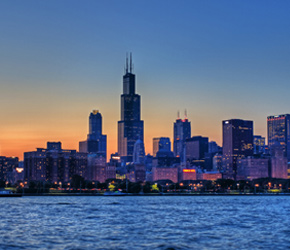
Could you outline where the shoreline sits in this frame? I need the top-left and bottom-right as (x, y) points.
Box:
(16, 192), (290, 197)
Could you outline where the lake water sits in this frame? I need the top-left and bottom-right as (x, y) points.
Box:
(0, 196), (290, 249)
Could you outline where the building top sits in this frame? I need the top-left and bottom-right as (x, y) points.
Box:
(267, 114), (290, 120)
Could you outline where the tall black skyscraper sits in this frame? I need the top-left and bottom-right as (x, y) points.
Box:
(79, 110), (107, 159)
(118, 54), (144, 163)
(173, 111), (191, 162)
(222, 119), (253, 180)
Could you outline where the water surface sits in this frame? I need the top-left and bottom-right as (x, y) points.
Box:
(0, 196), (289, 249)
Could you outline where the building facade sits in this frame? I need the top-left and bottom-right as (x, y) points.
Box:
(185, 136), (209, 161)
(222, 119), (253, 180)
(267, 114), (290, 178)
(153, 137), (171, 157)
(253, 135), (266, 155)
(0, 156), (19, 183)
(118, 54), (144, 163)
(133, 139), (145, 164)
(237, 157), (269, 180)
(24, 142), (87, 183)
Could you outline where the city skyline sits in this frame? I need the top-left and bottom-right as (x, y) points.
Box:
(1, 1), (290, 160)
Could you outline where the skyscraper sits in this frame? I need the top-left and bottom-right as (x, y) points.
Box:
(173, 111), (191, 162)
(267, 114), (290, 178)
(79, 110), (107, 159)
(133, 139), (145, 164)
(118, 54), (144, 163)
(222, 119), (253, 180)
(267, 114), (290, 160)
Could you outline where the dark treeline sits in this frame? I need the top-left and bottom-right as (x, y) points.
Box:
(3, 175), (290, 194)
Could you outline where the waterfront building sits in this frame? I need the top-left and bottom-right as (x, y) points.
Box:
(79, 110), (107, 159)
(0, 156), (19, 183)
(222, 119), (253, 180)
(24, 142), (87, 183)
(126, 164), (146, 182)
(197, 172), (222, 181)
(118, 54), (144, 163)
(237, 157), (269, 180)
(153, 137), (171, 157)
(152, 166), (178, 183)
(270, 144), (288, 179)
(179, 168), (197, 181)
(173, 111), (191, 162)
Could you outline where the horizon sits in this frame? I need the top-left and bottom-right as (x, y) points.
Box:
(1, 1), (290, 160)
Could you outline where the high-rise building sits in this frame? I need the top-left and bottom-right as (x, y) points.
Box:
(267, 114), (290, 160)
(79, 110), (107, 159)
(153, 137), (171, 157)
(133, 139), (145, 164)
(173, 111), (191, 162)
(118, 54), (144, 163)
(270, 144), (288, 179)
(222, 119), (253, 180)
(185, 136), (209, 161)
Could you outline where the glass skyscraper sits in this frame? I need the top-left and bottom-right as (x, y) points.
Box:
(118, 54), (144, 163)
(222, 119), (253, 180)
(267, 114), (290, 178)
(267, 114), (290, 160)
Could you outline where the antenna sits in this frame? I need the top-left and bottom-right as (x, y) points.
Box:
(126, 53), (128, 73)
(130, 52), (132, 73)
(185, 109), (187, 119)
(177, 110), (180, 119)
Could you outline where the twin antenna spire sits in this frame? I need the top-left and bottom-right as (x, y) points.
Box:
(177, 109), (188, 120)
(125, 52), (133, 74)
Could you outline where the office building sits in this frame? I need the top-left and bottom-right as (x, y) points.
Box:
(222, 119), (253, 180)
(153, 137), (171, 157)
(268, 114), (290, 178)
(270, 144), (288, 179)
(118, 54), (144, 163)
(133, 139), (145, 164)
(237, 157), (269, 180)
(173, 111), (191, 162)
(79, 110), (107, 159)
(185, 136), (209, 161)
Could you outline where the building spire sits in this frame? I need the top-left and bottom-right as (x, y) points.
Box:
(130, 52), (132, 73)
(177, 110), (180, 119)
(126, 53), (129, 73)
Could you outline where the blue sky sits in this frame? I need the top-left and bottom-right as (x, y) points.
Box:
(0, 0), (290, 158)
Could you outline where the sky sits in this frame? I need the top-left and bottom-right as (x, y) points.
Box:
(0, 0), (290, 160)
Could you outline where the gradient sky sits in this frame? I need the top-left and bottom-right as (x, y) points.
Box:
(1, 0), (290, 160)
